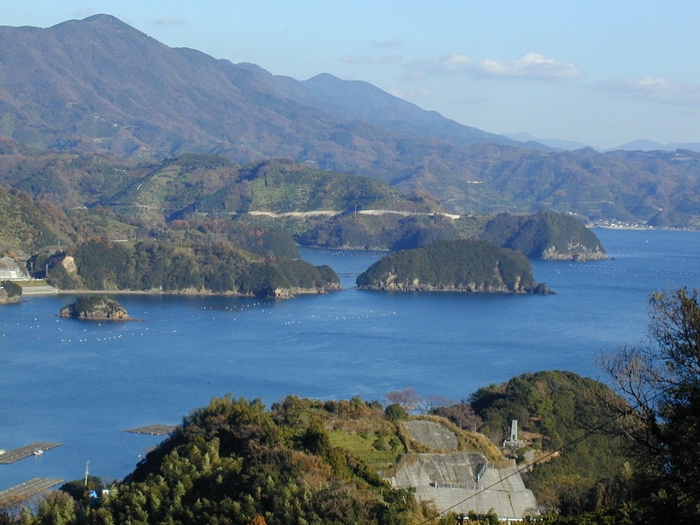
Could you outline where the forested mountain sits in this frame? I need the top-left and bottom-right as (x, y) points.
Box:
(0, 15), (498, 179)
(356, 239), (552, 293)
(2, 16), (700, 226)
(236, 64), (528, 149)
(0, 149), (607, 259)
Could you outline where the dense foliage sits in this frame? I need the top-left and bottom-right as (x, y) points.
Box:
(356, 239), (549, 293)
(594, 288), (700, 523)
(298, 213), (466, 250)
(1, 280), (22, 298)
(34, 239), (339, 297)
(479, 211), (605, 259)
(470, 371), (630, 513)
(0, 186), (76, 253)
(10, 396), (423, 525)
(0, 151), (604, 259)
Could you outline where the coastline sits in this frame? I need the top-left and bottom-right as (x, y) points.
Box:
(20, 286), (342, 299)
(590, 224), (700, 232)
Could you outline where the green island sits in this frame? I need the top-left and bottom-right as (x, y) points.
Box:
(356, 239), (553, 293)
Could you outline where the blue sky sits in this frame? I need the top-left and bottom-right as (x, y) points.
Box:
(4, 1), (699, 148)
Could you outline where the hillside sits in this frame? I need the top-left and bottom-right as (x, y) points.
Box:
(479, 210), (606, 260)
(0, 15), (496, 180)
(236, 64), (527, 149)
(0, 152), (426, 222)
(356, 239), (552, 293)
(32, 239), (340, 298)
(11, 395), (526, 525)
(469, 371), (631, 514)
(4, 377), (644, 524)
(2, 16), (700, 227)
(0, 149), (607, 259)
(0, 186), (77, 254)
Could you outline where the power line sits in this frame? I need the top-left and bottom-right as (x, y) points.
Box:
(417, 389), (667, 525)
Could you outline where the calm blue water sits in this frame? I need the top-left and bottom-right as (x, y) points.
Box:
(1, 228), (700, 490)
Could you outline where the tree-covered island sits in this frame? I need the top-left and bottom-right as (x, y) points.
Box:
(356, 239), (553, 293)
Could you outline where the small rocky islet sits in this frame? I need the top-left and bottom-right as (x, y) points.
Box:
(58, 295), (131, 321)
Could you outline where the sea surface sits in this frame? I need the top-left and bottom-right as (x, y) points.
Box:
(2, 228), (700, 490)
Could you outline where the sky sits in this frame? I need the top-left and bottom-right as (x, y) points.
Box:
(3, 1), (699, 149)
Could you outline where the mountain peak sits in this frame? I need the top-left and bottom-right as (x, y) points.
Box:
(82, 13), (121, 22)
(52, 13), (126, 28)
(50, 13), (141, 38)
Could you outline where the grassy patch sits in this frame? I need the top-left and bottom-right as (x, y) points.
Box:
(18, 279), (49, 287)
(329, 429), (404, 469)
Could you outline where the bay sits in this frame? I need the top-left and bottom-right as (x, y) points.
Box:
(1, 228), (700, 490)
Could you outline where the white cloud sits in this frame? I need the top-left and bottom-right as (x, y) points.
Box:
(154, 16), (187, 26)
(476, 52), (581, 79)
(595, 77), (700, 106)
(371, 37), (403, 49)
(340, 54), (402, 65)
(404, 54), (472, 79)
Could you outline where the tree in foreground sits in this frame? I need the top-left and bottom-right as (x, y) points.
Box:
(598, 288), (700, 524)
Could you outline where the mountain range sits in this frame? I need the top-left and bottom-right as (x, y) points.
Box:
(502, 133), (700, 153)
(1, 14), (700, 227)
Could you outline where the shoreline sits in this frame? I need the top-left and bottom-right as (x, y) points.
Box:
(590, 224), (700, 232)
(19, 286), (342, 299)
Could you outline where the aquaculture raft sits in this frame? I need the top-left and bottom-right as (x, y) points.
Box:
(124, 424), (176, 436)
(0, 443), (61, 464)
(0, 478), (64, 500)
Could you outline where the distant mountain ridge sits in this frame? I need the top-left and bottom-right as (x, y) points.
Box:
(236, 63), (530, 149)
(606, 140), (700, 153)
(500, 132), (593, 151)
(1, 15), (700, 227)
(0, 15), (528, 165)
(502, 133), (700, 154)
